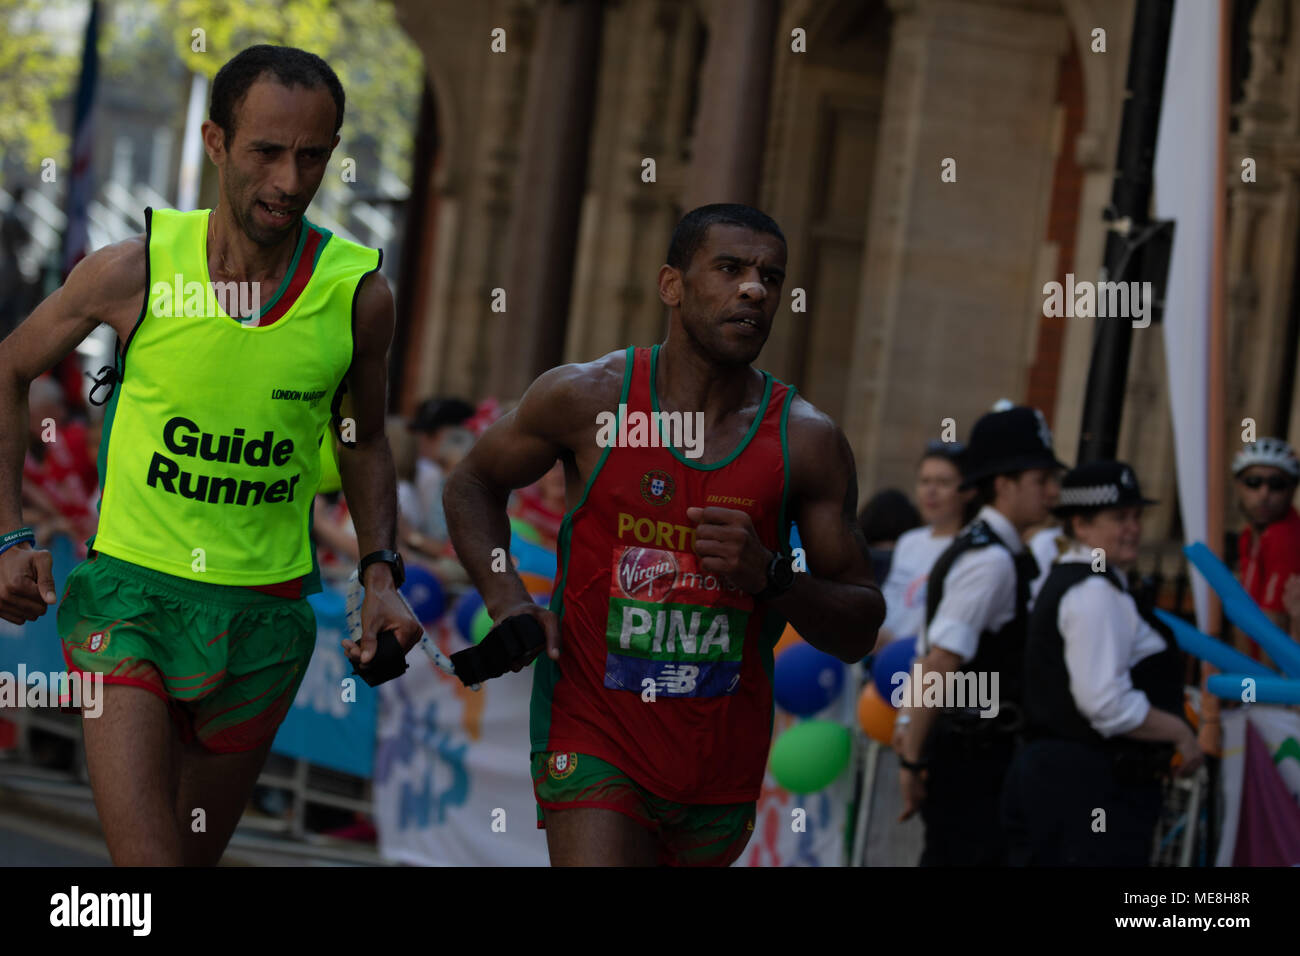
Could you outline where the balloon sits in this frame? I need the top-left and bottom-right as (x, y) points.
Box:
(511, 532), (557, 579)
(858, 682), (897, 744)
(1155, 610), (1273, 678)
(471, 605), (493, 644)
(1184, 543), (1300, 677)
(773, 643), (845, 717)
(511, 518), (543, 545)
(518, 571), (554, 596)
(454, 591), (484, 641)
(872, 636), (918, 706)
(1207, 673), (1300, 705)
(769, 720), (851, 793)
(399, 563), (445, 624)
(774, 623), (803, 659)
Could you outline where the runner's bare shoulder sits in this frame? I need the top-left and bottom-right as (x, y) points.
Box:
(61, 234), (149, 340)
(785, 393), (853, 492)
(515, 348), (629, 450)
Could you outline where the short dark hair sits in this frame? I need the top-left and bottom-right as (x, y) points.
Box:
(666, 203), (786, 271)
(409, 397), (475, 435)
(210, 45), (345, 146)
(857, 489), (921, 547)
(975, 470), (1025, 507)
(920, 438), (965, 469)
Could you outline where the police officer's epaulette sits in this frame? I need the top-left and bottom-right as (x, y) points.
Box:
(961, 519), (996, 548)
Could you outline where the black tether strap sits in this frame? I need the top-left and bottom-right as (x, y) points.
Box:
(451, 614), (547, 687)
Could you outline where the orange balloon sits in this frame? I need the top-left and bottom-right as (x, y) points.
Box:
(774, 623), (803, 659)
(517, 571), (553, 595)
(1183, 694), (1199, 731)
(858, 682), (897, 745)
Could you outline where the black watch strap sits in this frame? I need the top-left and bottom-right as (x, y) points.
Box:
(756, 551), (795, 601)
(359, 549), (404, 588)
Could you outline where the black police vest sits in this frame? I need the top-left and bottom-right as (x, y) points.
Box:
(924, 519), (1035, 706)
(1025, 562), (1184, 746)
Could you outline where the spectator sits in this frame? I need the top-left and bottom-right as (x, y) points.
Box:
(408, 397), (475, 546)
(1232, 437), (1300, 641)
(858, 488), (921, 585)
(22, 375), (97, 554)
(1199, 437), (1300, 756)
(875, 441), (974, 650)
(510, 461), (565, 550)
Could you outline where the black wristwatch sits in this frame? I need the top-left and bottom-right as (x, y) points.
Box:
(755, 550), (795, 601)
(359, 549), (405, 588)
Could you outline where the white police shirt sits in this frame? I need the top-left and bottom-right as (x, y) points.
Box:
(1027, 524), (1065, 607)
(1055, 542), (1169, 737)
(880, 525), (955, 644)
(923, 505), (1023, 665)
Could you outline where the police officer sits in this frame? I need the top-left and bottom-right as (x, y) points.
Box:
(895, 405), (1064, 865)
(1002, 460), (1203, 865)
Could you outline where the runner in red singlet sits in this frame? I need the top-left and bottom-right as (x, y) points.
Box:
(444, 204), (884, 866)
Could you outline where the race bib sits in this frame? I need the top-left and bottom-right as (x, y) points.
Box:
(604, 545), (752, 698)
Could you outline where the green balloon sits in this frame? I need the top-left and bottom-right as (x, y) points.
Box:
(769, 721), (852, 793)
(471, 605), (494, 645)
(511, 518), (543, 545)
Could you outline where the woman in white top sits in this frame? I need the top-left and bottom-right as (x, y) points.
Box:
(1002, 460), (1203, 865)
(875, 441), (976, 650)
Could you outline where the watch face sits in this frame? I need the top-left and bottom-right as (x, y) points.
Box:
(772, 554), (795, 588)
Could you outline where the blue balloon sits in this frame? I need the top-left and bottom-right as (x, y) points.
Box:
(454, 591), (485, 641)
(1155, 609), (1273, 678)
(1207, 673), (1300, 704)
(399, 564), (445, 624)
(510, 531), (557, 579)
(872, 635), (918, 707)
(1184, 543), (1300, 677)
(774, 642), (846, 717)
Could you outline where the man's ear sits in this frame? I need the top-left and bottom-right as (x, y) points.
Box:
(200, 119), (227, 164)
(657, 264), (682, 308)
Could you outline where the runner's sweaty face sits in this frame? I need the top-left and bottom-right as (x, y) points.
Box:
(674, 225), (786, 366)
(208, 78), (338, 248)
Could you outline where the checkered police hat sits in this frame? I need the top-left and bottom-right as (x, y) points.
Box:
(1051, 460), (1156, 517)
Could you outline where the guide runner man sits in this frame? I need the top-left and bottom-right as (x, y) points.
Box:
(0, 45), (420, 865)
(444, 203), (885, 866)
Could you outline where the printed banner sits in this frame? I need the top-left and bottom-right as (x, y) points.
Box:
(1216, 707), (1300, 866)
(0, 535), (79, 676)
(736, 683), (854, 867)
(270, 587), (377, 779)
(372, 619), (548, 866)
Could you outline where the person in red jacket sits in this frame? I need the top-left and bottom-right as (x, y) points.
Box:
(1233, 438), (1300, 647)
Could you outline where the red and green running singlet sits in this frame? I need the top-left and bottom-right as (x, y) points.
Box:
(531, 344), (796, 803)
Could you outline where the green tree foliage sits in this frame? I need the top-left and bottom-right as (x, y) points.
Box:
(3, 0), (423, 185)
(0, 0), (80, 173)
(165, 0), (422, 172)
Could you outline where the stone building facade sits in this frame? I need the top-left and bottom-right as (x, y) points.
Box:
(389, 0), (1298, 551)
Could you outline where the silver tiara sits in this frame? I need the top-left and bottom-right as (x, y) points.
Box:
(1058, 483), (1120, 507)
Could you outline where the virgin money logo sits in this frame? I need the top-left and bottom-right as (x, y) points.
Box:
(618, 547), (677, 600)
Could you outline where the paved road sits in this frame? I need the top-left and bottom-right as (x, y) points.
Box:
(0, 814), (110, 866)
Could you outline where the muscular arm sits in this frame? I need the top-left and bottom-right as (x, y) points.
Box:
(766, 406), (884, 662)
(443, 364), (587, 621)
(335, 272), (399, 591)
(0, 238), (145, 534)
